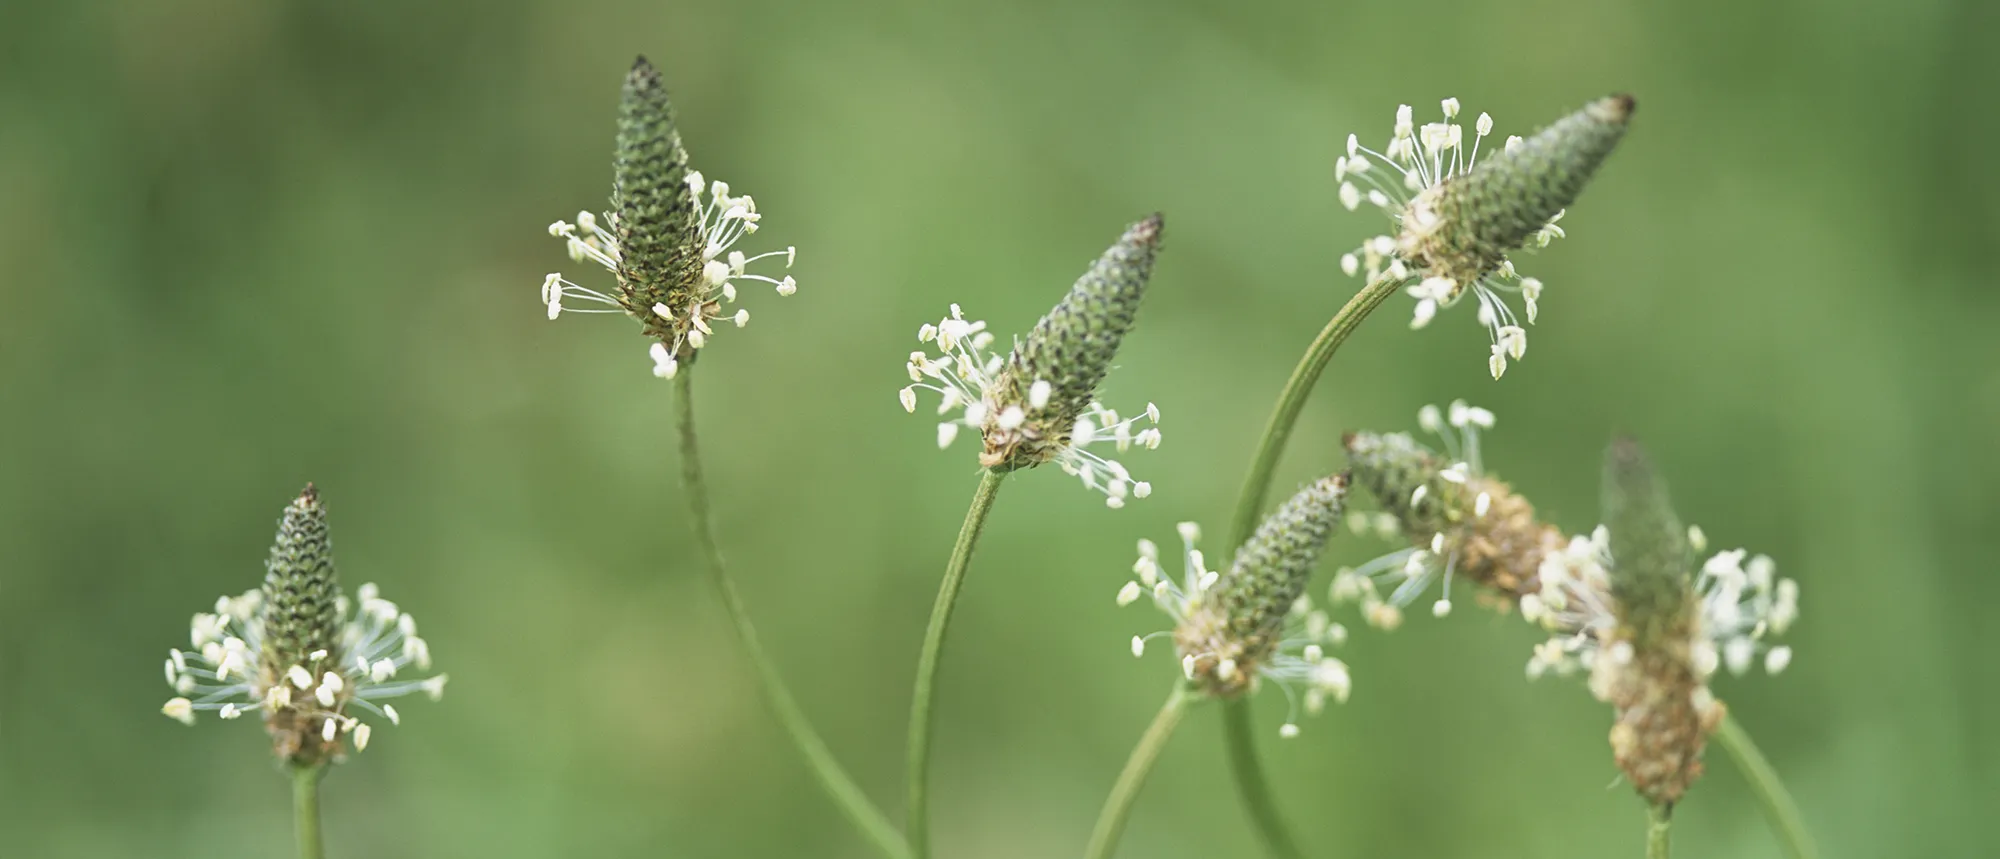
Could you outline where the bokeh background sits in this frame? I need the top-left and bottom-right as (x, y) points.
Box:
(2, 0), (1992, 856)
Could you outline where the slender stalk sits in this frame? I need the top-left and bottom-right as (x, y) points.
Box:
(1646, 804), (1673, 859)
(1216, 274), (1399, 859)
(1084, 684), (1194, 859)
(674, 370), (912, 859)
(1714, 714), (1819, 859)
(290, 764), (325, 859)
(1227, 273), (1400, 550)
(1221, 700), (1306, 859)
(904, 468), (1008, 859)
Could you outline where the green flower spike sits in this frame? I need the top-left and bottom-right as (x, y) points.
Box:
(1521, 441), (1802, 808)
(1117, 474), (1355, 738)
(1335, 400), (1565, 628)
(1336, 95), (1634, 378)
(160, 485), (447, 764)
(541, 56), (799, 379)
(900, 215), (1165, 507)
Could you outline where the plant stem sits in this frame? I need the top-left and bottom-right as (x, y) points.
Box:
(1221, 699), (1306, 859)
(290, 764), (325, 859)
(674, 370), (912, 859)
(1216, 274), (1399, 859)
(1083, 684), (1194, 859)
(904, 467), (1008, 859)
(1226, 273), (1401, 550)
(1646, 804), (1673, 859)
(1714, 714), (1819, 859)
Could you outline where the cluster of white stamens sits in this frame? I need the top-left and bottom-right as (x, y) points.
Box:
(900, 304), (1161, 507)
(160, 585), (447, 752)
(541, 172), (797, 378)
(1521, 525), (1800, 683)
(1335, 99), (1564, 379)
(1119, 523), (1353, 737)
(1332, 401), (1497, 626)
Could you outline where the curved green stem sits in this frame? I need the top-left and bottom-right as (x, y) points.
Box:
(1714, 714), (1818, 859)
(1226, 273), (1401, 550)
(1646, 804), (1673, 859)
(904, 468), (1007, 859)
(290, 764), (325, 859)
(674, 370), (912, 859)
(1215, 274), (1399, 858)
(1084, 684), (1194, 859)
(1221, 699), (1306, 859)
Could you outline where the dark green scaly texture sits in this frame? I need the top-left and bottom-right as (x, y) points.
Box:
(1426, 95), (1634, 279)
(612, 56), (701, 326)
(260, 485), (341, 672)
(1601, 438), (1691, 648)
(1343, 431), (1459, 536)
(1009, 214), (1162, 420)
(1216, 474), (1348, 648)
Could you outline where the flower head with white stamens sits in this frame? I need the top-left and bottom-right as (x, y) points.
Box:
(1520, 441), (1801, 806)
(901, 215), (1164, 507)
(1123, 476), (1354, 737)
(1336, 401), (1564, 625)
(160, 486), (445, 765)
(1336, 96), (1633, 378)
(540, 56), (797, 378)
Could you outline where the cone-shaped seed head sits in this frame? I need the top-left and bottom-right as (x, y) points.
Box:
(1601, 437), (1690, 647)
(1010, 214), (1161, 420)
(259, 485), (340, 674)
(1177, 474), (1347, 696)
(612, 56), (702, 327)
(1344, 431), (1561, 602)
(1409, 95), (1633, 286)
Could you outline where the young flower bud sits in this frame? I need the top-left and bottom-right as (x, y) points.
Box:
(1004, 215), (1161, 436)
(1337, 402), (1562, 622)
(900, 216), (1165, 506)
(260, 485), (341, 678)
(611, 55), (702, 326)
(1175, 474), (1348, 697)
(1601, 438), (1691, 650)
(539, 57), (798, 375)
(161, 486), (447, 767)
(1407, 96), (1634, 289)
(1337, 96), (1634, 377)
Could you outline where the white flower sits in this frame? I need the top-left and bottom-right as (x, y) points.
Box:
(159, 585), (447, 755)
(1335, 100), (1563, 378)
(1523, 527), (1800, 687)
(1120, 523), (1353, 735)
(540, 173), (798, 376)
(899, 303), (1161, 507)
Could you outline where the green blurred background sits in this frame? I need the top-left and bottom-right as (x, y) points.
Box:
(2, 0), (1992, 856)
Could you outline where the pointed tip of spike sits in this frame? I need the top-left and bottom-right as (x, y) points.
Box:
(1601, 93), (1637, 122)
(626, 56), (662, 89)
(1128, 212), (1165, 246)
(298, 483), (319, 503)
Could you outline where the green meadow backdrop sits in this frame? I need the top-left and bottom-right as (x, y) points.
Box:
(1, 0), (1991, 856)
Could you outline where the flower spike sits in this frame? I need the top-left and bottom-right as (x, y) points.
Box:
(540, 56), (798, 376)
(901, 215), (1165, 506)
(1337, 96), (1634, 377)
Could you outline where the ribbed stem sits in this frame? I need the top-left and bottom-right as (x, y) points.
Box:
(674, 369), (912, 859)
(1714, 715), (1819, 859)
(904, 468), (1008, 859)
(1646, 804), (1673, 859)
(1216, 273), (1398, 859)
(1221, 700), (1307, 859)
(1083, 684), (1193, 859)
(1227, 273), (1401, 550)
(290, 764), (325, 859)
